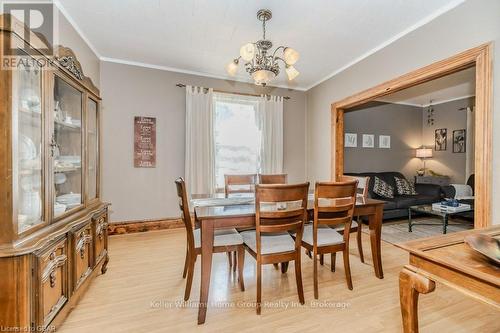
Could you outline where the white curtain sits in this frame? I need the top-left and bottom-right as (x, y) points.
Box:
(185, 85), (215, 194)
(465, 106), (475, 182)
(257, 95), (284, 174)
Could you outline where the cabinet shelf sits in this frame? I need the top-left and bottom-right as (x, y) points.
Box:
(55, 120), (81, 130)
(54, 166), (81, 173)
(20, 168), (42, 176)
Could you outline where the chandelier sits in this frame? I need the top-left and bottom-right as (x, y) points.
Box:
(225, 9), (300, 86)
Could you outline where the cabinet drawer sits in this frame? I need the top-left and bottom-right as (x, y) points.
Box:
(36, 237), (69, 328)
(93, 214), (107, 265)
(72, 223), (93, 291)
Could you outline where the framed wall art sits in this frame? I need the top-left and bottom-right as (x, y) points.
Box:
(134, 116), (157, 168)
(344, 133), (357, 147)
(379, 135), (391, 149)
(453, 129), (466, 153)
(434, 128), (447, 151)
(362, 134), (374, 148)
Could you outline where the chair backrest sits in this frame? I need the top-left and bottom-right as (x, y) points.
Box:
(314, 180), (357, 242)
(342, 175), (370, 198)
(224, 174), (257, 197)
(255, 183), (310, 255)
(175, 177), (195, 249)
(259, 174), (288, 185)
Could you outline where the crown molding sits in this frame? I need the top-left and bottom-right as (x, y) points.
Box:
(375, 99), (422, 108)
(421, 94), (475, 108)
(304, 0), (466, 91)
(53, 0), (101, 58)
(377, 94), (475, 108)
(100, 57), (308, 91)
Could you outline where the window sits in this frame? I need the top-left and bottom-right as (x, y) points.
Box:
(213, 93), (261, 190)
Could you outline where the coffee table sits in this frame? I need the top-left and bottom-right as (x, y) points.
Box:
(408, 204), (473, 234)
(397, 226), (500, 332)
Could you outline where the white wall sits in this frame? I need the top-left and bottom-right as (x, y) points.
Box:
(306, 0), (500, 224)
(100, 62), (307, 222)
(57, 10), (100, 87)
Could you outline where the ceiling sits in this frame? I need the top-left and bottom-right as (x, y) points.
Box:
(378, 66), (475, 107)
(56, 0), (465, 91)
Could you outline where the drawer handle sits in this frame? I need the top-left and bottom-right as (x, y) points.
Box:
(41, 254), (67, 288)
(49, 271), (57, 288)
(96, 219), (107, 240)
(76, 233), (93, 259)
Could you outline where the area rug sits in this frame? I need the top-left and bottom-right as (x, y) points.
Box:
(365, 217), (473, 245)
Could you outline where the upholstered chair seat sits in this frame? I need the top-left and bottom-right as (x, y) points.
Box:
(300, 224), (344, 247)
(194, 228), (243, 248)
(241, 231), (295, 255)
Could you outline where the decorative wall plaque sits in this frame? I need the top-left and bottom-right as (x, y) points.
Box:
(134, 116), (156, 168)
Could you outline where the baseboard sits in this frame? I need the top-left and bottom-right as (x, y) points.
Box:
(107, 218), (183, 235)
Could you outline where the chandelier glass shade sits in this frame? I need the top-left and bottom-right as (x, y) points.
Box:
(226, 9), (300, 86)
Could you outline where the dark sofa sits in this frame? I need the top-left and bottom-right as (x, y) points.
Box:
(347, 172), (443, 220)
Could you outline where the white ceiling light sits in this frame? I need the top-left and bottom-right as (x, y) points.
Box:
(283, 47), (300, 65)
(285, 65), (300, 81)
(240, 43), (255, 62)
(226, 9), (300, 86)
(225, 59), (239, 76)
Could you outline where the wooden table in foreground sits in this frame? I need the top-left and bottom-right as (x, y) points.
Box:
(192, 194), (385, 324)
(396, 226), (500, 333)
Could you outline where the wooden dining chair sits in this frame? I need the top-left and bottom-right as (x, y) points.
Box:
(298, 180), (357, 299)
(240, 182), (309, 314)
(335, 175), (370, 263)
(224, 174), (257, 197)
(175, 177), (245, 301)
(258, 174), (290, 271)
(224, 174), (258, 267)
(258, 174), (288, 184)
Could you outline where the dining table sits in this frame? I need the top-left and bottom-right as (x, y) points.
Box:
(191, 193), (386, 324)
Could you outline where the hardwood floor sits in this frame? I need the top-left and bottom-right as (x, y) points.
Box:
(58, 229), (499, 332)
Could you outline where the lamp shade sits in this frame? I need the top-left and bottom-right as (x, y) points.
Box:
(225, 60), (239, 76)
(285, 65), (299, 81)
(416, 148), (433, 158)
(283, 47), (299, 65)
(240, 43), (255, 62)
(252, 69), (276, 86)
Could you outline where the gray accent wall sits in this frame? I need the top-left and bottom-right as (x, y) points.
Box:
(100, 62), (307, 222)
(422, 97), (474, 183)
(343, 97), (474, 184)
(344, 102), (422, 180)
(306, 0), (500, 224)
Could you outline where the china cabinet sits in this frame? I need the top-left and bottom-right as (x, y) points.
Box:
(0, 14), (109, 331)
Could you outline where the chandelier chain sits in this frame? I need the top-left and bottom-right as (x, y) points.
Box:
(262, 17), (266, 40)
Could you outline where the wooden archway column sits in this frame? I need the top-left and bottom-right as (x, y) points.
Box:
(331, 43), (492, 228)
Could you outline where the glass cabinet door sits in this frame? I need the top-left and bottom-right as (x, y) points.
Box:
(87, 98), (98, 201)
(15, 56), (44, 233)
(52, 76), (83, 217)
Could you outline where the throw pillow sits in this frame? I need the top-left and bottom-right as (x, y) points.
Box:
(373, 177), (394, 198)
(394, 177), (417, 195)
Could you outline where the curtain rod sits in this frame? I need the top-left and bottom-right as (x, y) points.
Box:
(175, 83), (290, 100)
